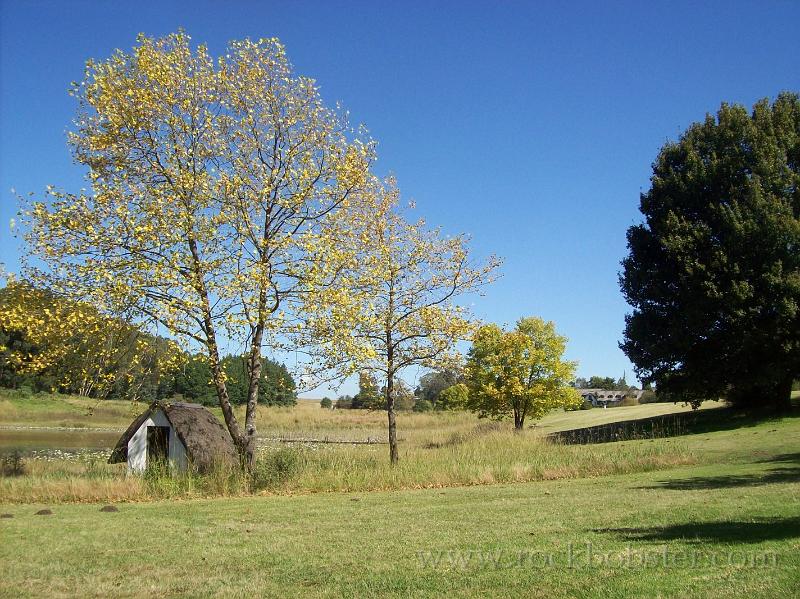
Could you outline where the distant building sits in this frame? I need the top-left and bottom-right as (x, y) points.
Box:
(577, 389), (644, 408)
(108, 401), (238, 473)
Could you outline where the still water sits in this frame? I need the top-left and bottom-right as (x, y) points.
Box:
(0, 427), (121, 456)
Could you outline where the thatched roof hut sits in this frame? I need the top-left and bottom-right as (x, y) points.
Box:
(109, 401), (238, 473)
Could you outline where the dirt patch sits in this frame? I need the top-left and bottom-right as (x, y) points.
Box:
(99, 505), (119, 512)
(0, 513), (13, 518)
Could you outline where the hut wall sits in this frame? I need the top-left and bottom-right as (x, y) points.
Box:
(126, 409), (188, 472)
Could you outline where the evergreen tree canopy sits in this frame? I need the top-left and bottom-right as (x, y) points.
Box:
(621, 93), (800, 411)
(174, 354), (297, 406)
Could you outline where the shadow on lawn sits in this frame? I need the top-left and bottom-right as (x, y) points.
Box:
(550, 406), (799, 445)
(595, 516), (800, 544)
(641, 452), (800, 490)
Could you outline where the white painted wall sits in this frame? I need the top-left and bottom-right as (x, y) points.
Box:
(126, 409), (188, 473)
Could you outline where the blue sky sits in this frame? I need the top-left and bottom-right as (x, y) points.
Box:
(1, 1), (798, 393)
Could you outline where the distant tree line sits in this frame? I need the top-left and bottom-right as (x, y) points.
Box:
(331, 368), (469, 412)
(173, 354), (296, 407)
(0, 283), (179, 401)
(573, 375), (635, 390)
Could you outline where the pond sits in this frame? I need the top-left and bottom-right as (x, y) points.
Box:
(0, 427), (122, 460)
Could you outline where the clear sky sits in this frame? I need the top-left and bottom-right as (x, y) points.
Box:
(1, 1), (798, 394)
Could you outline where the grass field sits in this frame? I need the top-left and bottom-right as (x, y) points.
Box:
(1, 405), (798, 598)
(0, 392), (726, 503)
(0, 389), (725, 435)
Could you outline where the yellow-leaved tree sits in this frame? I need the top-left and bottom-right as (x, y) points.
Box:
(19, 32), (375, 467)
(304, 179), (501, 463)
(0, 281), (182, 399)
(466, 317), (581, 430)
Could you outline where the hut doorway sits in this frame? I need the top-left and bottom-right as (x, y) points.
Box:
(147, 426), (170, 463)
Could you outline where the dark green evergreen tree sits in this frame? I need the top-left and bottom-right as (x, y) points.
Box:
(621, 93), (800, 411)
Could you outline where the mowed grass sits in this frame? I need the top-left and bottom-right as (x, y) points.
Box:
(1, 411), (798, 598)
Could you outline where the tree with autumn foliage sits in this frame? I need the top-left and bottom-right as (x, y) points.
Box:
(466, 317), (581, 430)
(304, 179), (501, 463)
(19, 32), (375, 467)
(0, 282), (181, 399)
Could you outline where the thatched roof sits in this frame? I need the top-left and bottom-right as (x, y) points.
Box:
(109, 401), (239, 472)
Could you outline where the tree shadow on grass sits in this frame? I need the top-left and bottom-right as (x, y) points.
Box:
(758, 452), (800, 465)
(551, 406), (800, 445)
(594, 516), (800, 544)
(640, 453), (800, 490)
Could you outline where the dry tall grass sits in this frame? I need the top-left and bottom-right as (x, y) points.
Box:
(1, 393), (708, 503)
(0, 426), (693, 503)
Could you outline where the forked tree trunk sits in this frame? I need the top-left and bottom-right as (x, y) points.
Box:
(513, 409), (525, 431)
(243, 311), (267, 470)
(189, 237), (247, 467)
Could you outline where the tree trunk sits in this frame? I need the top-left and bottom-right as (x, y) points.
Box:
(728, 374), (795, 414)
(243, 308), (267, 471)
(207, 348), (245, 456)
(385, 278), (399, 465)
(188, 237), (246, 465)
(386, 372), (399, 464)
(773, 375), (794, 413)
(513, 409), (524, 431)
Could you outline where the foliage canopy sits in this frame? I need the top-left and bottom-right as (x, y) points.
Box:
(20, 31), (375, 465)
(466, 317), (580, 429)
(621, 93), (800, 411)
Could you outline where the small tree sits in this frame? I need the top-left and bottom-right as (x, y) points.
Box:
(466, 317), (580, 430)
(320, 397), (333, 409)
(351, 371), (381, 409)
(437, 382), (469, 410)
(415, 368), (461, 408)
(305, 179), (500, 463)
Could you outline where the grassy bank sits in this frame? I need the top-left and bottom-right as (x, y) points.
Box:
(1, 412), (798, 597)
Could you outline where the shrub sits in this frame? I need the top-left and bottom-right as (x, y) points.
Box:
(413, 399), (433, 412)
(1, 451), (26, 477)
(638, 390), (660, 404)
(251, 447), (304, 490)
(15, 386), (34, 399)
(320, 397), (333, 409)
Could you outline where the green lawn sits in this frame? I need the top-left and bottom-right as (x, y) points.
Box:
(1, 409), (798, 598)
